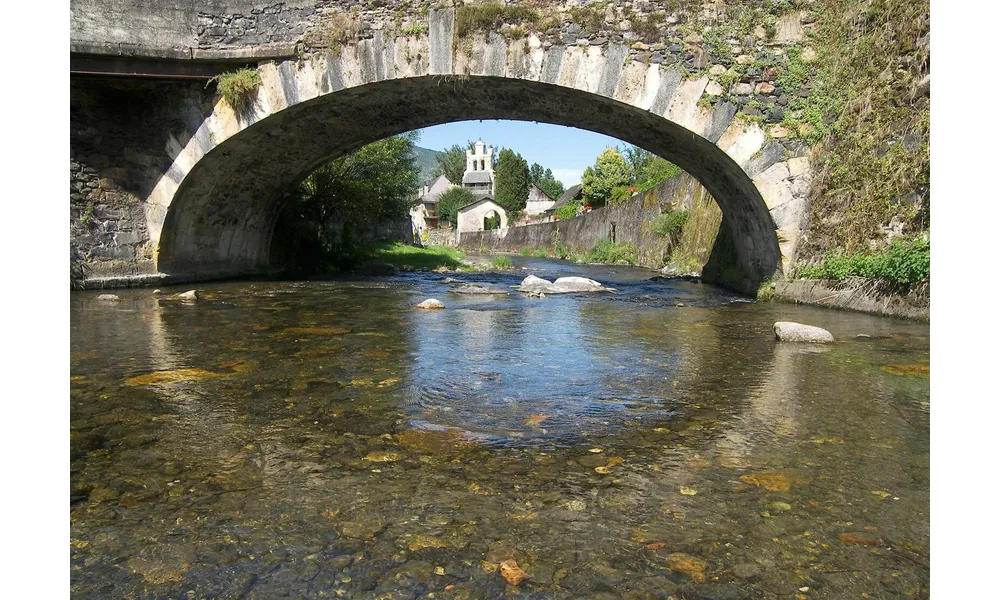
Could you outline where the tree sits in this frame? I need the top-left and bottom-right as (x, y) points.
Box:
(536, 178), (565, 201)
(581, 147), (633, 206)
(621, 144), (682, 192)
(436, 187), (476, 226)
(271, 132), (420, 271)
(529, 162), (545, 184)
(433, 143), (469, 184)
(493, 148), (530, 214)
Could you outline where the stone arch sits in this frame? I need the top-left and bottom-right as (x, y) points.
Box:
(150, 33), (805, 292)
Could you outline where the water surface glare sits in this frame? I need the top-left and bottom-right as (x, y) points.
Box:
(70, 258), (929, 599)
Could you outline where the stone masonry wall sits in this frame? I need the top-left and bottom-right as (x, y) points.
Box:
(73, 1), (820, 141)
(459, 172), (714, 270)
(70, 77), (216, 285)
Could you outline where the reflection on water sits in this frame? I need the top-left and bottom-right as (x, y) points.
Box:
(71, 258), (929, 599)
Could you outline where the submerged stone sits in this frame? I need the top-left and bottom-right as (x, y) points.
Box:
(499, 559), (530, 585)
(740, 469), (813, 492)
(282, 326), (351, 335)
(664, 552), (708, 583)
(774, 321), (834, 343)
(124, 368), (226, 386)
(97, 294), (120, 302)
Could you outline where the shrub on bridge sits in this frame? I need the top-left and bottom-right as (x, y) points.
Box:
(455, 4), (539, 38)
(214, 69), (261, 115)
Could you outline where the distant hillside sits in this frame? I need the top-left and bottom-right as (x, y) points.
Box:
(411, 146), (443, 184)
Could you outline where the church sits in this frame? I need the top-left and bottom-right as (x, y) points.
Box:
(461, 140), (495, 198)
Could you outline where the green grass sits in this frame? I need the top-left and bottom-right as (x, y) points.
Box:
(586, 239), (638, 265)
(796, 236), (929, 285)
(491, 256), (513, 269)
(531, 247), (548, 258)
(520, 247), (532, 256)
(366, 242), (465, 270)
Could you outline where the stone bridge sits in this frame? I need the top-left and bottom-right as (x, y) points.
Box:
(71, 1), (817, 292)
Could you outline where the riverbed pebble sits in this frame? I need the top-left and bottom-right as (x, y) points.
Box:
(97, 294), (120, 302)
(177, 290), (198, 301)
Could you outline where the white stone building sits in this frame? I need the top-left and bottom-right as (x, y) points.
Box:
(457, 197), (507, 233)
(410, 174), (457, 239)
(524, 184), (555, 215)
(462, 140), (494, 197)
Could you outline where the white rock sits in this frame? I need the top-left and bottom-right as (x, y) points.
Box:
(415, 298), (445, 309)
(552, 277), (604, 292)
(177, 290), (198, 301)
(774, 322), (834, 343)
(97, 294), (120, 302)
(517, 275), (559, 294)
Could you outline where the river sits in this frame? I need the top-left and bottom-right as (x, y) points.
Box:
(70, 257), (930, 599)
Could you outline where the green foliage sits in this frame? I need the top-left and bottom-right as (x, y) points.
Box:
(491, 256), (513, 269)
(214, 69), (261, 115)
(436, 186), (476, 226)
(455, 3), (538, 38)
(568, 2), (608, 35)
(552, 231), (570, 259)
(631, 11), (666, 40)
(529, 163), (545, 183)
(586, 239), (638, 265)
(401, 23), (428, 36)
(368, 242), (465, 270)
(434, 144), (469, 184)
(520, 247), (532, 256)
(484, 213), (502, 230)
(799, 0), (930, 255)
(303, 12), (362, 50)
(528, 162), (565, 200)
(271, 133), (420, 272)
(581, 147), (632, 207)
(555, 200), (581, 221)
(652, 209), (689, 239)
(626, 146), (683, 193)
(531, 247), (549, 258)
(493, 148), (530, 215)
(796, 236), (930, 285)
(536, 178), (565, 201)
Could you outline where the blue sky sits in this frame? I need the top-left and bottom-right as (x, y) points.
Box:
(413, 120), (629, 186)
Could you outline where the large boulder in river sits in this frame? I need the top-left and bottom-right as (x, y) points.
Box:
(514, 275), (615, 295)
(97, 294), (120, 302)
(774, 321), (834, 343)
(552, 276), (607, 292)
(516, 275), (560, 294)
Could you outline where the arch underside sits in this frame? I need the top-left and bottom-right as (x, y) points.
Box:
(158, 75), (781, 290)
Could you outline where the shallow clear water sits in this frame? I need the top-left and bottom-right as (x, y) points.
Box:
(70, 258), (929, 599)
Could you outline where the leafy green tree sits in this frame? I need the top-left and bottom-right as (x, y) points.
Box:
(433, 143), (470, 184)
(272, 132), (420, 271)
(581, 147), (633, 206)
(493, 148), (530, 214)
(529, 162), (546, 184)
(536, 178), (565, 201)
(622, 144), (683, 192)
(436, 186), (476, 226)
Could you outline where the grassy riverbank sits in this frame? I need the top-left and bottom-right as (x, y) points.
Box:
(364, 242), (466, 270)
